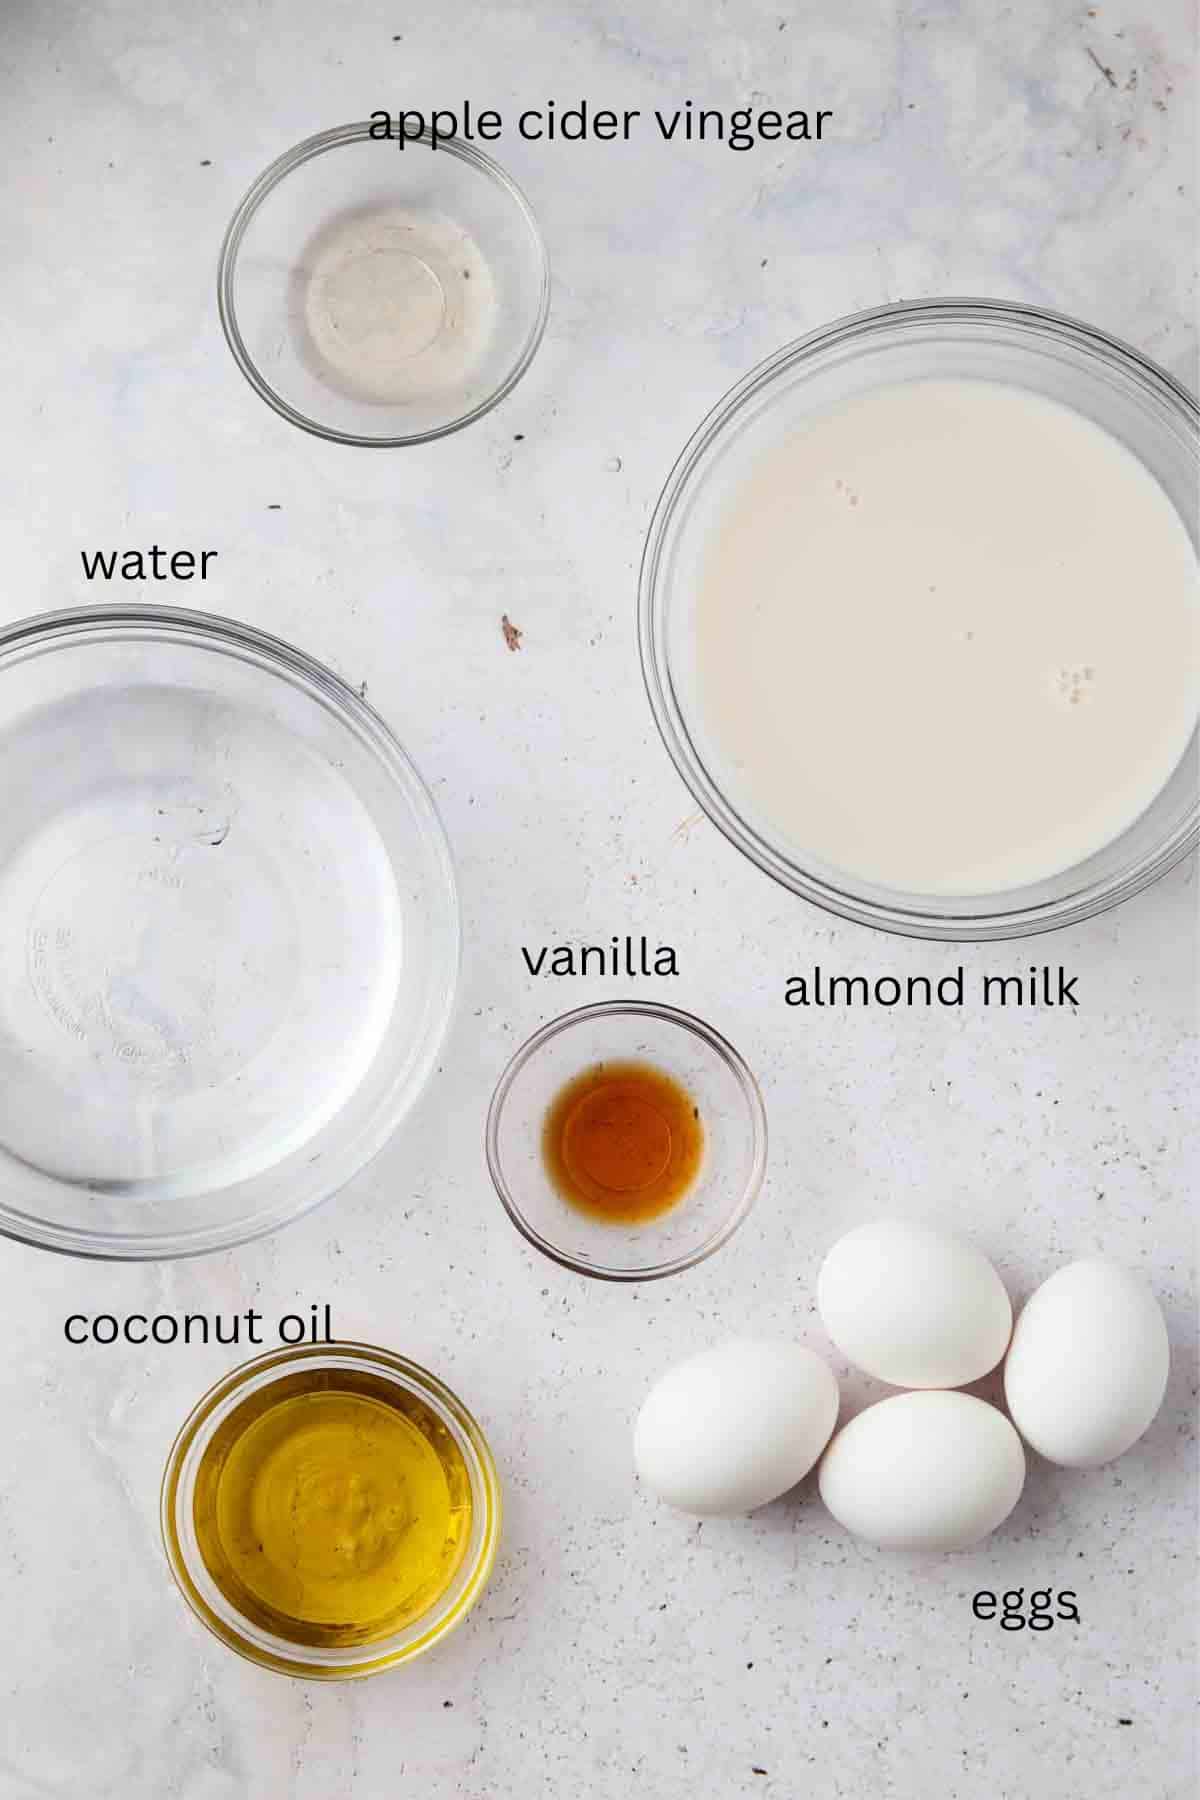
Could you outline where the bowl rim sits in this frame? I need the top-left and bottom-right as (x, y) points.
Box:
(217, 119), (552, 447)
(485, 998), (768, 1282)
(0, 602), (461, 1261)
(159, 1341), (502, 1679)
(638, 295), (1200, 942)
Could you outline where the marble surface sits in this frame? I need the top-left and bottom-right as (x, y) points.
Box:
(0, 1), (1196, 1795)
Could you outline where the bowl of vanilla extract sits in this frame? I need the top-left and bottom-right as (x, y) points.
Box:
(486, 1000), (766, 1281)
(161, 1343), (501, 1679)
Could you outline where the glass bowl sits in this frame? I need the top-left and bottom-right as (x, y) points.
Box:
(161, 1343), (501, 1679)
(0, 605), (458, 1259)
(218, 121), (550, 445)
(486, 1001), (766, 1281)
(639, 298), (1199, 940)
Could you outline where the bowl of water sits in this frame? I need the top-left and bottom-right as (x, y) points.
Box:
(0, 605), (459, 1257)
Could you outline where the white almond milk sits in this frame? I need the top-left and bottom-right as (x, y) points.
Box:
(695, 379), (1200, 894)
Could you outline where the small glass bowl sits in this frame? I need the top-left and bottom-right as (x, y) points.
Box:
(161, 1343), (502, 1680)
(486, 1001), (766, 1281)
(640, 298), (1199, 940)
(218, 121), (550, 445)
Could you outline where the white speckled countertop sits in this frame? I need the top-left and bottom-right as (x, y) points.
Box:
(0, 2), (1195, 1795)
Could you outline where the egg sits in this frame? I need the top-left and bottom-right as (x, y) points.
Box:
(633, 1339), (839, 1516)
(819, 1391), (1025, 1551)
(1004, 1259), (1169, 1468)
(816, 1218), (1012, 1388)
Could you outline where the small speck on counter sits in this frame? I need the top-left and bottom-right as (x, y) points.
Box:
(501, 614), (523, 652)
(1086, 45), (1119, 88)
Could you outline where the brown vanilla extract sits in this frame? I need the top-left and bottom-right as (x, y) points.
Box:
(542, 1060), (703, 1225)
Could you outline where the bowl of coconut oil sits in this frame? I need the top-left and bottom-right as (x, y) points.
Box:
(218, 121), (549, 445)
(161, 1344), (501, 1677)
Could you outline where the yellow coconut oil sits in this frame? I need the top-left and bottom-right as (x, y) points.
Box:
(192, 1367), (473, 1647)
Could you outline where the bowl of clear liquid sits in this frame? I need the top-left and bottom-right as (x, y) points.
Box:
(219, 121), (550, 445)
(0, 605), (458, 1258)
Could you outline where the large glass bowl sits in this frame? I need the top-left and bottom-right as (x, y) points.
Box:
(0, 605), (459, 1258)
(161, 1344), (501, 1679)
(219, 121), (550, 446)
(639, 299), (1199, 940)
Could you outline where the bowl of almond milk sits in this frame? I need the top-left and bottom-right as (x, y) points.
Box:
(640, 300), (1200, 939)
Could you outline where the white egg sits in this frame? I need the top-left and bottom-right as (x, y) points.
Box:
(819, 1391), (1025, 1551)
(1004, 1259), (1169, 1468)
(633, 1338), (839, 1516)
(816, 1218), (1012, 1388)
